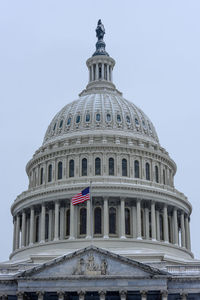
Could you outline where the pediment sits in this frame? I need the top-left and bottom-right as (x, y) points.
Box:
(19, 246), (167, 279)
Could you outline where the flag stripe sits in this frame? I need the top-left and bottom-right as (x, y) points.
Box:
(72, 187), (90, 205)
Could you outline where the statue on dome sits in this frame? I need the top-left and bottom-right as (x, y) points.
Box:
(96, 19), (105, 41)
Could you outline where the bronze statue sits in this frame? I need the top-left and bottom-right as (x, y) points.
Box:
(96, 19), (105, 41)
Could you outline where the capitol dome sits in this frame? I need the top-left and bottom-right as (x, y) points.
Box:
(10, 20), (192, 265)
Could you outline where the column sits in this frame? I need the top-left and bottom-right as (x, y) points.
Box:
(120, 291), (126, 300)
(132, 206), (137, 238)
(181, 211), (186, 247)
(86, 199), (91, 239)
(17, 293), (24, 300)
(163, 204), (169, 243)
(106, 64), (109, 81)
(21, 211), (26, 247)
(103, 197), (109, 238)
(99, 291), (106, 300)
(173, 208), (178, 245)
(91, 65), (94, 81)
(37, 292), (44, 300)
(151, 201), (156, 240)
(144, 207), (149, 239)
(161, 291), (168, 300)
(188, 218), (191, 251)
(29, 206), (35, 245)
(136, 199), (142, 239)
(180, 293), (187, 300)
(102, 63), (104, 79)
(57, 292), (64, 300)
(140, 291), (147, 300)
(185, 215), (191, 251)
(95, 63), (98, 80)
(156, 210), (160, 241)
(15, 214), (20, 249)
(60, 206), (65, 240)
(48, 209), (53, 241)
(78, 291), (85, 300)
(120, 198), (126, 238)
(69, 201), (75, 239)
(110, 66), (113, 82)
(40, 204), (46, 243)
(12, 217), (16, 251)
(54, 201), (60, 241)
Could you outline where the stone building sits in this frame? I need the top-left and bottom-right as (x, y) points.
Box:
(1, 20), (200, 300)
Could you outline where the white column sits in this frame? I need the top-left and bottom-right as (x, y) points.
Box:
(181, 211), (186, 247)
(132, 206), (137, 238)
(78, 291), (85, 300)
(29, 207), (35, 245)
(185, 216), (191, 251)
(156, 210), (160, 241)
(37, 292), (44, 300)
(86, 199), (91, 239)
(151, 201), (156, 240)
(102, 63), (104, 79)
(180, 293), (187, 300)
(21, 211), (26, 247)
(57, 292), (64, 300)
(120, 198), (126, 238)
(161, 291), (168, 300)
(54, 201), (59, 241)
(173, 208), (178, 245)
(48, 209), (53, 241)
(120, 291), (126, 300)
(40, 204), (46, 243)
(163, 204), (169, 243)
(91, 65), (94, 81)
(60, 206), (65, 240)
(16, 214), (20, 249)
(103, 197), (109, 238)
(69, 201), (75, 239)
(106, 64), (109, 81)
(110, 66), (113, 82)
(140, 291), (147, 300)
(12, 217), (17, 251)
(99, 291), (106, 300)
(145, 207), (149, 239)
(136, 199), (142, 239)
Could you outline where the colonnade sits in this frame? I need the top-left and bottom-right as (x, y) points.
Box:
(89, 62), (113, 82)
(12, 197), (191, 253)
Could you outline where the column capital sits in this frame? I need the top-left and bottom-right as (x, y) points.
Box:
(140, 290), (147, 295)
(57, 291), (65, 300)
(119, 290), (127, 296)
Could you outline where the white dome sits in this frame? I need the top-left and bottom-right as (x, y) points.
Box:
(43, 93), (159, 146)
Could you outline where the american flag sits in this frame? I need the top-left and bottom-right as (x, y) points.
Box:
(72, 187), (90, 205)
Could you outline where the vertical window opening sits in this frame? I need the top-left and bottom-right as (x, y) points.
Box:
(109, 158), (114, 175)
(109, 207), (116, 235)
(134, 160), (140, 178)
(122, 159), (127, 176)
(145, 162), (150, 180)
(80, 208), (86, 235)
(40, 168), (43, 185)
(45, 213), (49, 240)
(155, 166), (159, 183)
(94, 207), (102, 235)
(95, 157), (101, 175)
(82, 158), (87, 176)
(69, 159), (74, 177)
(66, 209), (70, 237)
(58, 161), (63, 180)
(48, 164), (52, 182)
(125, 208), (131, 235)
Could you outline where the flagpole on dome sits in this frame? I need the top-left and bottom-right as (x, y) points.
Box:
(90, 180), (93, 244)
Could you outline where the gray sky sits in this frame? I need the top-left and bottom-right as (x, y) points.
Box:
(0, 0), (200, 262)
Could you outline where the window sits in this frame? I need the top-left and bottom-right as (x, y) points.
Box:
(96, 113), (101, 122)
(145, 162), (150, 180)
(122, 159), (127, 176)
(67, 117), (71, 125)
(126, 115), (130, 123)
(98, 64), (102, 79)
(35, 216), (39, 243)
(163, 169), (166, 185)
(85, 114), (90, 122)
(40, 168), (43, 185)
(160, 215), (164, 241)
(48, 164), (52, 182)
(76, 115), (80, 124)
(109, 158), (114, 175)
(95, 157), (101, 175)
(125, 208), (131, 235)
(134, 160), (140, 178)
(66, 209), (70, 236)
(69, 160), (74, 177)
(135, 118), (139, 126)
(45, 213), (49, 240)
(59, 120), (63, 128)
(109, 207), (116, 235)
(82, 158), (87, 176)
(57, 161), (63, 180)
(79, 208), (86, 235)
(155, 166), (159, 183)
(106, 113), (111, 122)
(53, 123), (56, 131)
(94, 207), (102, 235)
(117, 114), (121, 122)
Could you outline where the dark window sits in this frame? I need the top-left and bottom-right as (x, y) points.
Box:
(109, 158), (114, 175)
(160, 214), (164, 241)
(98, 64), (102, 78)
(69, 160), (74, 177)
(35, 216), (39, 243)
(117, 114), (121, 122)
(66, 209), (70, 236)
(109, 207), (116, 234)
(45, 213), (49, 240)
(40, 168), (43, 185)
(134, 160), (140, 178)
(142, 120), (146, 128)
(67, 117), (71, 125)
(135, 118), (139, 126)
(76, 115), (80, 124)
(126, 115), (130, 123)
(125, 208), (131, 235)
(59, 120), (63, 128)
(82, 158), (87, 176)
(106, 113), (111, 121)
(94, 207), (102, 234)
(53, 123), (56, 131)
(57, 161), (62, 180)
(145, 162), (150, 180)
(80, 208), (86, 235)
(95, 157), (101, 175)
(168, 217), (172, 243)
(122, 159), (127, 176)
(86, 114), (90, 122)
(93, 65), (96, 80)
(96, 113), (100, 122)
(163, 169), (166, 185)
(48, 164), (52, 182)
(155, 165), (159, 183)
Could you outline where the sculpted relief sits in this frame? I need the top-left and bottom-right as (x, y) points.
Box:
(73, 254), (108, 275)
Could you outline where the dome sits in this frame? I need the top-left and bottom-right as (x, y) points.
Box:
(43, 93), (159, 146)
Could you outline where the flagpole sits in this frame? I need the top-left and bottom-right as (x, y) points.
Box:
(90, 180), (93, 244)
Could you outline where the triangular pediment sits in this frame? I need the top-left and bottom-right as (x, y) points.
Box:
(19, 246), (167, 279)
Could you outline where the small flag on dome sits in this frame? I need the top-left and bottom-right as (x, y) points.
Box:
(72, 187), (90, 205)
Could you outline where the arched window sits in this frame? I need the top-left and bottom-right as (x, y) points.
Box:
(45, 213), (49, 240)
(59, 120), (63, 128)
(95, 157), (101, 175)
(40, 168), (43, 185)
(109, 158), (114, 175)
(98, 63), (102, 79)
(35, 216), (39, 243)
(155, 166), (159, 183)
(125, 208), (131, 235)
(85, 114), (90, 122)
(66, 209), (70, 237)
(106, 113), (111, 122)
(57, 161), (62, 180)
(69, 160), (74, 177)
(94, 207), (102, 235)
(48, 164), (52, 182)
(82, 158), (87, 176)
(122, 159), (127, 176)
(76, 115), (80, 124)
(160, 215), (164, 241)
(134, 160), (140, 178)
(96, 113), (101, 122)
(145, 162), (150, 180)
(79, 208), (86, 235)
(109, 207), (116, 235)
(163, 169), (166, 185)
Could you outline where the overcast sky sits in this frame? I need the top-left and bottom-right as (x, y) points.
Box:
(0, 0), (200, 262)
